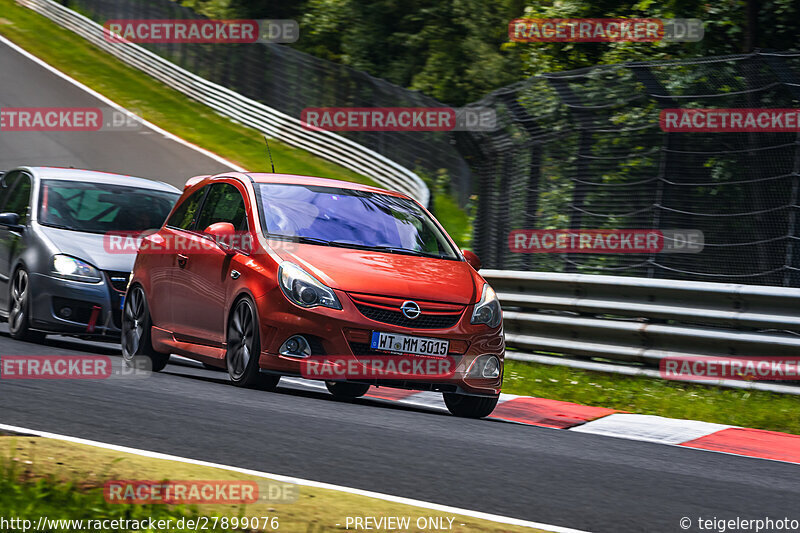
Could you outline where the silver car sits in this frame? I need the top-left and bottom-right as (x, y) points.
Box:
(0, 167), (180, 342)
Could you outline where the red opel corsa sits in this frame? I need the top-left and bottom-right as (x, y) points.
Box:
(122, 173), (504, 417)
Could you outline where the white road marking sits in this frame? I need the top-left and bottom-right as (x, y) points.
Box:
(0, 35), (246, 173)
(0, 422), (589, 533)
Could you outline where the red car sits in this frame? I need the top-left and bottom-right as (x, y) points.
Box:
(122, 173), (504, 418)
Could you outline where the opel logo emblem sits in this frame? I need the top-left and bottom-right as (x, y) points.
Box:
(400, 301), (421, 319)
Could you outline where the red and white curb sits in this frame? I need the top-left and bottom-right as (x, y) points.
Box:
(280, 377), (800, 467)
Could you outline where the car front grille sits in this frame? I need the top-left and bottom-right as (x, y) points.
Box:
(105, 271), (130, 293)
(354, 304), (461, 329)
(105, 271), (129, 329)
(349, 293), (464, 330)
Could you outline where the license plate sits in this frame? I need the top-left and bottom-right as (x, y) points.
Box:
(370, 331), (449, 357)
(119, 295), (125, 310)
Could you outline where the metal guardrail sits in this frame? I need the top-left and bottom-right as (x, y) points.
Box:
(18, 0), (429, 206)
(483, 270), (800, 366)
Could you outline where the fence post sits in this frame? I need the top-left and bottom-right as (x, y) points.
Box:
(763, 53), (800, 287)
(547, 76), (592, 273)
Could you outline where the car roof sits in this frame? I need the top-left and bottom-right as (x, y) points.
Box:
(21, 167), (181, 194)
(239, 172), (407, 198)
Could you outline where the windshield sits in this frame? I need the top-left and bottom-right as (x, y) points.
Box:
(258, 183), (458, 259)
(38, 179), (179, 233)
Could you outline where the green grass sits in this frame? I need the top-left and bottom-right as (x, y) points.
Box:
(0, 454), (232, 532)
(503, 359), (800, 435)
(0, 0), (472, 242)
(0, 437), (552, 533)
(0, 0), (371, 183)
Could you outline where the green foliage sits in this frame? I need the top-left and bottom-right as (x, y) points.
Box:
(180, 0), (799, 104)
(417, 168), (473, 248)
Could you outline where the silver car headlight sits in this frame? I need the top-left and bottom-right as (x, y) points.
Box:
(51, 254), (102, 283)
(471, 283), (502, 328)
(278, 262), (341, 310)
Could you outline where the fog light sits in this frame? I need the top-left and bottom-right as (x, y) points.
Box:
(482, 356), (500, 378)
(279, 335), (312, 358)
(59, 307), (73, 319)
(467, 355), (501, 379)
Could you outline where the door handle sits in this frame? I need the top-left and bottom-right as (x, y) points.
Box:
(177, 254), (188, 267)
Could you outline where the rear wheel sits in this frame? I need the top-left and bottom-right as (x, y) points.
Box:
(443, 393), (498, 418)
(121, 285), (169, 372)
(8, 268), (46, 343)
(325, 381), (370, 399)
(226, 298), (279, 390)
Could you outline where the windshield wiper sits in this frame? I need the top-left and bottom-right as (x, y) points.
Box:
(266, 234), (331, 246)
(331, 242), (445, 258)
(266, 235), (448, 258)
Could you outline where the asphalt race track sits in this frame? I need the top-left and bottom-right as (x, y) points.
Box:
(0, 40), (232, 185)
(1, 40), (799, 533)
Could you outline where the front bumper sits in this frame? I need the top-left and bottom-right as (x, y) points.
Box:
(255, 287), (504, 396)
(28, 272), (123, 338)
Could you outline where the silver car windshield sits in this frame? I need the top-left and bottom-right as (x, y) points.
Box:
(38, 179), (179, 234)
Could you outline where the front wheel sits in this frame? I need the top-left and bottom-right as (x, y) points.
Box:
(8, 268), (46, 343)
(226, 298), (279, 390)
(326, 381), (370, 399)
(443, 393), (498, 418)
(121, 285), (169, 372)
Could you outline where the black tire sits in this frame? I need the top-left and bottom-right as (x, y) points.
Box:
(325, 381), (370, 399)
(8, 268), (46, 343)
(226, 298), (279, 390)
(443, 393), (499, 418)
(121, 285), (169, 372)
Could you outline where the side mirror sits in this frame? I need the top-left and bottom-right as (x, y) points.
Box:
(0, 212), (23, 232)
(462, 249), (481, 271)
(203, 222), (236, 254)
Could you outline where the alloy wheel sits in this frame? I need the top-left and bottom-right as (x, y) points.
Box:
(9, 269), (29, 334)
(227, 300), (255, 380)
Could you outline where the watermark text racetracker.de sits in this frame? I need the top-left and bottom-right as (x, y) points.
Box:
(301, 355), (457, 381)
(508, 229), (704, 254)
(104, 479), (298, 505)
(0, 107), (144, 132)
(661, 109), (800, 132)
(509, 18), (703, 42)
(300, 107), (496, 131)
(662, 357), (800, 381)
(103, 19), (298, 43)
(0, 355), (152, 379)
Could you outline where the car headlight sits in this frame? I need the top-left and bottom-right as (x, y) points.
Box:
(278, 262), (341, 310)
(51, 254), (102, 283)
(471, 283), (502, 328)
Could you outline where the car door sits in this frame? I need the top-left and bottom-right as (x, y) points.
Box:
(149, 185), (208, 334)
(0, 171), (32, 312)
(170, 181), (248, 346)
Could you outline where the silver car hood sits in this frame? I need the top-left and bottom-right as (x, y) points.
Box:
(37, 225), (136, 273)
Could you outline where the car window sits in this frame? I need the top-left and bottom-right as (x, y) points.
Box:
(3, 173), (32, 223)
(0, 171), (22, 212)
(195, 183), (247, 232)
(166, 186), (207, 231)
(257, 183), (458, 259)
(39, 180), (178, 233)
